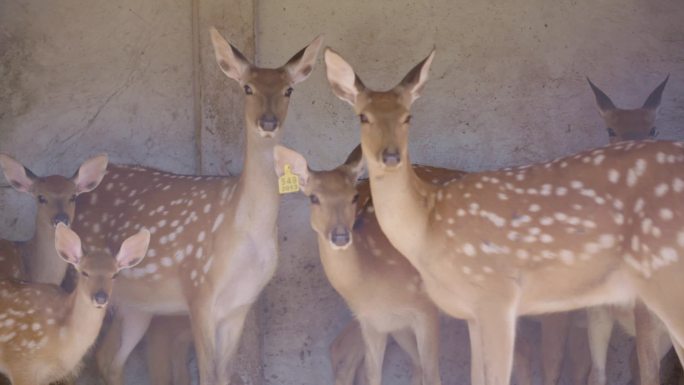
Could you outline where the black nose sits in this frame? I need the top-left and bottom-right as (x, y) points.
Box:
(93, 291), (109, 306)
(382, 148), (401, 167)
(53, 213), (70, 226)
(258, 114), (279, 132)
(330, 226), (351, 247)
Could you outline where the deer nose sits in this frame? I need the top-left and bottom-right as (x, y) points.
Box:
(258, 114), (279, 132)
(53, 213), (70, 227)
(93, 291), (109, 306)
(330, 226), (351, 248)
(382, 148), (401, 167)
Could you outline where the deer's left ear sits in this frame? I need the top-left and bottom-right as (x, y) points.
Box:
(284, 35), (324, 85)
(395, 50), (436, 106)
(642, 75), (669, 111)
(72, 154), (108, 194)
(341, 144), (365, 182)
(587, 78), (616, 116)
(116, 229), (150, 271)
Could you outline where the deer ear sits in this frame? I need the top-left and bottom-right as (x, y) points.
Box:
(210, 27), (251, 84)
(55, 223), (83, 266)
(284, 35), (324, 84)
(341, 144), (365, 182)
(325, 48), (365, 107)
(642, 75), (669, 110)
(116, 229), (150, 271)
(587, 78), (616, 116)
(72, 154), (108, 194)
(273, 145), (310, 190)
(395, 49), (436, 106)
(0, 154), (37, 193)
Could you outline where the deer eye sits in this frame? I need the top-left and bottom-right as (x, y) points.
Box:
(285, 87), (294, 97)
(352, 193), (359, 204)
(81, 271), (90, 278)
(649, 127), (658, 137)
(359, 114), (369, 124)
(404, 115), (412, 124)
(244, 85), (253, 95)
(69, 194), (77, 203)
(309, 195), (320, 205)
(607, 128), (617, 137)
(37, 195), (47, 204)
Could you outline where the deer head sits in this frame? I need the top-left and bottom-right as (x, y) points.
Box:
(274, 145), (364, 250)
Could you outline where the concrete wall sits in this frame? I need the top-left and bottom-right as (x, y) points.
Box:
(1, 0), (683, 384)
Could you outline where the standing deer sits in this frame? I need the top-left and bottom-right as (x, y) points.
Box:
(0, 223), (149, 385)
(77, 28), (323, 385)
(0, 153), (109, 285)
(274, 145), (448, 385)
(324, 47), (684, 385)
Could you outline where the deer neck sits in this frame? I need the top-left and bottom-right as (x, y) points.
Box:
(316, 236), (364, 295)
(366, 156), (433, 266)
(21, 223), (68, 285)
(233, 121), (281, 232)
(62, 283), (107, 349)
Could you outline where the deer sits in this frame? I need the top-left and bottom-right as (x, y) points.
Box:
(74, 28), (323, 385)
(0, 223), (149, 385)
(0, 153), (109, 286)
(575, 75), (674, 385)
(324, 47), (684, 385)
(274, 144), (452, 385)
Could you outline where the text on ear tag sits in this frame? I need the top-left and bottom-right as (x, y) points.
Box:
(278, 164), (300, 194)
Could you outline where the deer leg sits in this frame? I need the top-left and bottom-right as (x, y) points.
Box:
(413, 310), (442, 385)
(106, 307), (153, 385)
(359, 322), (388, 385)
(586, 307), (614, 385)
(190, 301), (218, 385)
(473, 304), (517, 385)
(391, 329), (422, 385)
(468, 319), (485, 385)
(330, 321), (365, 385)
(215, 304), (251, 385)
(540, 313), (571, 385)
(633, 302), (665, 385)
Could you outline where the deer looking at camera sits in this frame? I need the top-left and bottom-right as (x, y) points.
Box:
(0, 224), (149, 385)
(275, 144), (452, 385)
(0, 154), (109, 286)
(325, 48), (684, 385)
(77, 28), (323, 385)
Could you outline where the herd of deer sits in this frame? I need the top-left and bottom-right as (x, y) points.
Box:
(0, 26), (681, 385)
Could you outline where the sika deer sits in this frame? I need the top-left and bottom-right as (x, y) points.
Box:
(325, 47), (684, 385)
(0, 223), (149, 385)
(0, 153), (109, 285)
(275, 144), (445, 385)
(77, 28), (323, 385)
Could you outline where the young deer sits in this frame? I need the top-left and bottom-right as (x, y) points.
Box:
(0, 153), (109, 285)
(77, 28), (323, 385)
(0, 223), (149, 385)
(275, 145), (455, 385)
(579, 76), (673, 385)
(325, 48), (684, 385)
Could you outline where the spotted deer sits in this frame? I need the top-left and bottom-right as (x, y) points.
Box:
(275, 144), (453, 385)
(75, 28), (323, 385)
(0, 153), (109, 286)
(324, 48), (684, 385)
(0, 223), (149, 385)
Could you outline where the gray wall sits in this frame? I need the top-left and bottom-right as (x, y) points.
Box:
(1, 0), (683, 384)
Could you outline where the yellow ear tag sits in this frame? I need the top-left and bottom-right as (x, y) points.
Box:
(278, 164), (300, 194)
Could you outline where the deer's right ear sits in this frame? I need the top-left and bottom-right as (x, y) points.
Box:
(273, 145), (310, 190)
(325, 48), (365, 108)
(73, 154), (108, 194)
(0, 154), (37, 193)
(210, 27), (251, 84)
(116, 229), (150, 271)
(55, 223), (83, 266)
(587, 78), (616, 116)
(642, 75), (669, 111)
